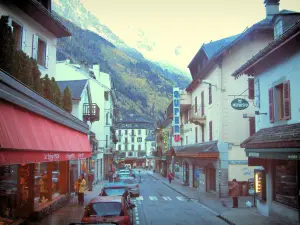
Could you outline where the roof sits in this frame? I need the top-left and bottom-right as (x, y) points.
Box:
(103, 182), (127, 188)
(232, 20), (300, 78)
(90, 196), (123, 204)
(241, 123), (300, 149)
(174, 141), (219, 153)
(57, 79), (88, 100)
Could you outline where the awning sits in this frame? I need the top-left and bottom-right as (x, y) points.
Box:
(0, 102), (91, 165)
(175, 141), (219, 158)
(246, 148), (300, 160)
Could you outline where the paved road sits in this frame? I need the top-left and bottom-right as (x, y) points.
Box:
(131, 170), (227, 225)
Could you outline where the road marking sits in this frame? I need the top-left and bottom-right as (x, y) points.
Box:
(162, 196), (172, 201)
(136, 196), (144, 200)
(176, 196), (186, 201)
(198, 203), (219, 216)
(149, 196), (158, 200)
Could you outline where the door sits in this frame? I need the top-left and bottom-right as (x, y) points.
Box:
(209, 168), (216, 191)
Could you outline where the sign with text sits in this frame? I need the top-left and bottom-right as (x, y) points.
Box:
(173, 87), (181, 142)
(231, 98), (249, 110)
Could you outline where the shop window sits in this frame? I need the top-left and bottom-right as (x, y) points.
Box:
(52, 162), (60, 199)
(274, 160), (298, 209)
(34, 162), (49, 210)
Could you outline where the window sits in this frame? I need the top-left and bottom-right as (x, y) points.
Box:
(32, 35), (48, 67)
(248, 78), (254, 100)
(125, 130), (128, 135)
(195, 127), (198, 143)
(209, 121), (212, 141)
(131, 137), (134, 142)
(137, 137), (142, 142)
(105, 135), (108, 148)
(125, 145), (128, 151)
(128, 152), (132, 157)
(34, 163), (49, 209)
(194, 97), (198, 113)
(209, 84), (212, 105)
(184, 111), (188, 124)
(106, 113), (109, 125)
(186, 136), (188, 145)
(131, 130), (134, 136)
(201, 91), (204, 116)
(138, 145), (141, 151)
(104, 91), (109, 101)
(249, 117), (255, 136)
(118, 145), (121, 151)
(131, 145), (134, 151)
(125, 137), (128, 143)
(269, 81), (291, 122)
(274, 160), (298, 209)
(201, 125), (204, 142)
(11, 21), (23, 50)
(118, 130), (121, 135)
(138, 129), (141, 135)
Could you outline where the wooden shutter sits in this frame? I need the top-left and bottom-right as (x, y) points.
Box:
(201, 125), (204, 142)
(249, 117), (256, 136)
(195, 127), (198, 143)
(195, 96), (198, 113)
(248, 78), (254, 100)
(209, 121), (212, 141)
(268, 88), (274, 123)
(209, 84), (212, 104)
(45, 43), (49, 68)
(32, 34), (38, 60)
(21, 28), (26, 52)
(201, 91), (204, 116)
(283, 80), (291, 120)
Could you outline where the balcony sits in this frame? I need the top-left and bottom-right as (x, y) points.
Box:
(83, 103), (100, 122)
(180, 91), (192, 111)
(180, 125), (191, 135)
(189, 105), (206, 125)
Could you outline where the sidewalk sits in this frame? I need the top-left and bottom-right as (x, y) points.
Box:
(148, 171), (287, 225)
(28, 180), (108, 225)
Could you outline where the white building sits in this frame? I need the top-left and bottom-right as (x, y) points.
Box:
(0, 0), (70, 77)
(116, 114), (154, 168)
(55, 60), (116, 182)
(232, 10), (300, 225)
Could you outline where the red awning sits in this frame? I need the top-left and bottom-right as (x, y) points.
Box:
(0, 102), (91, 165)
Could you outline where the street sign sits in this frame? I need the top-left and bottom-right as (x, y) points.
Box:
(173, 87), (181, 142)
(231, 98), (249, 110)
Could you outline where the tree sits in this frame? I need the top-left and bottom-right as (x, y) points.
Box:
(63, 86), (72, 113)
(42, 74), (54, 101)
(0, 16), (15, 74)
(51, 77), (62, 107)
(12, 51), (33, 89)
(31, 59), (43, 95)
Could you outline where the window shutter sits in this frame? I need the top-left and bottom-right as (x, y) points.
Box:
(195, 96), (197, 113)
(268, 88), (274, 123)
(249, 117), (256, 136)
(195, 127), (198, 143)
(209, 84), (212, 104)
(248, 78), (254, 100)
(45, 43), (49, 68)
(32, 34), (38, 60)
(21, 28), (26, 52)
(283, 80), (291, 120)
(201, 91), (204, 116)
(201, 125), (204, 142)
(209, 121), (212, 141)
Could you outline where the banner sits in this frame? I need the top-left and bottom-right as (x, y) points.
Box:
(173, 87), (181, 142)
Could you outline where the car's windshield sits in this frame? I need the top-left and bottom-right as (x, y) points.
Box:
(103, 188), (127, 196)
(89, 202), (122, 217)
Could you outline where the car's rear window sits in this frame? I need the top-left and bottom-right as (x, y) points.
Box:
(89, 202), (122, 217)
(103, 188), (127, 196)
(121, 179), (136, 184)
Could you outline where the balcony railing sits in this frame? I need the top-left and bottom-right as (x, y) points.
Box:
(83, 103), (100, 122)
(189, 105), (206, 125)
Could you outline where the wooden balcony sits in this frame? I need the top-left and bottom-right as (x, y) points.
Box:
(83, 103), (100, 122)
(189, 105), (206, 125)
(180, 91), (192, 111)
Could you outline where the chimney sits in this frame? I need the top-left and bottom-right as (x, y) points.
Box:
(93, 63), (101, 80)
(79, 61), (90, 74)
(264, 0), (280, 19)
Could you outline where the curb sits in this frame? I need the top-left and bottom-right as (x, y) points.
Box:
(148, 172), (235, 225)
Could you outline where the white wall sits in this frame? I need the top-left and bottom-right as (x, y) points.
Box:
(0, 3), (57, 77)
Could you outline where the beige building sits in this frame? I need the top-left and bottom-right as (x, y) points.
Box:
(176, 0), (283, 197)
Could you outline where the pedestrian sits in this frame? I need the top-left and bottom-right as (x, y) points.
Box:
(168, 171), (174, 184)
(228, 178), (240, 208)
(78, 174), (86, 206)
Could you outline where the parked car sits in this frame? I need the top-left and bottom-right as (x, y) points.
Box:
(81, 196), (135, 225)
(119, 177), (140, 197)
(99, 182), (130, 202)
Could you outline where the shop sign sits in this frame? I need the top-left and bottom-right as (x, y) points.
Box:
(173, 87), (181, 142)
(231, 98), (249, 110)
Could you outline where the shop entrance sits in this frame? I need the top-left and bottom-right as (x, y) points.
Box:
(205, 164), (216, 192)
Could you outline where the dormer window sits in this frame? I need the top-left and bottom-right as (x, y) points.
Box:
(274, 19), (283, 39)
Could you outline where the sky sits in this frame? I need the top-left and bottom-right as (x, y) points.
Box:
(81, 0), (300, 71)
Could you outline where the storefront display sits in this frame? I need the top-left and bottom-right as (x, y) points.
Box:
(193, 166), (200, 188)
(274, 160), (298, 209)
(52, 162), (60, 199)
(254, 169), (266, 201)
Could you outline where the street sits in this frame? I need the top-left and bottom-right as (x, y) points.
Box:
(29, 170), (228, 225)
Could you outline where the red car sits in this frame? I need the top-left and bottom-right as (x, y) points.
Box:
(81, 196), (135, 225)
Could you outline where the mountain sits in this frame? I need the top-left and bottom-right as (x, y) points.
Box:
(52, 0), (192, 82)
(54, 14), (188, 119)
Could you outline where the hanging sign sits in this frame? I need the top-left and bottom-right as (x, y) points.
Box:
(231, 98), (249, 110)
(173, 87), (181, 142)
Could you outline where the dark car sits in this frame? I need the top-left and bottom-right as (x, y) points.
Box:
(81, 196), (135, 225)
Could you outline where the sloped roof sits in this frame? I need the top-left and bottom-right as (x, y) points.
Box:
(174, 141), (219, 153)
(57, 79), (88, 100)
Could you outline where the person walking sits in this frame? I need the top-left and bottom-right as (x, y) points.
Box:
(168, 171), (174, 184)
(228, 178), (240, 208)
(78, 174), (86, 206)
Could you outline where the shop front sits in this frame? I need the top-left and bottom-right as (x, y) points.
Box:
(0, 73), (91, 222)
(242, 123), (300, 224)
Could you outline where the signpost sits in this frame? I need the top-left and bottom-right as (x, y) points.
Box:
(231, 98), (249, 110)
(173, 87), (181, 142)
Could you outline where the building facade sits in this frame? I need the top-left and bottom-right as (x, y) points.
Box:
(232, 11), (300, 224)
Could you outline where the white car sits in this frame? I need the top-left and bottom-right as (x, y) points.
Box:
(120, 177), (140, 197)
